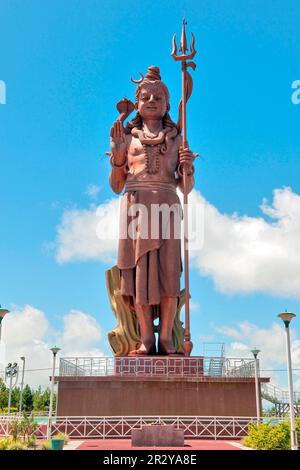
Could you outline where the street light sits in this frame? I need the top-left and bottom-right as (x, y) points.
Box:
(19, 357), (26, 414)
(5, 362), (19, 415)
(278, 311), (298, 451)
(47, 346), (61, 440)
(0, 305), (10, 342)
(251, 348), (261, 424)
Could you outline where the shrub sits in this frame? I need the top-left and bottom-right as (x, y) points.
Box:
(53, 433), (69, 445)
(0, 407), (18, 414)
(0, 436), (31, 451)
(296, 418), (300, 438)
(0, 437), (12, 450)
(8, 419), (22, 441)
(6, 414), (38, 444)
(19, 414), (38, 442)
(243, 420), (299, 450)
(27, 435), (37, 448)
(41, 440), (51, 450)
(7, 439), (27, 450)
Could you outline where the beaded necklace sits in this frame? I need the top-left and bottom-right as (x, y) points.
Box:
(131, 126), (177, 175)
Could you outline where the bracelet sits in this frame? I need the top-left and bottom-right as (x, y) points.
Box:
(177, 163), (195, 177)
(110, 154), (128, 169)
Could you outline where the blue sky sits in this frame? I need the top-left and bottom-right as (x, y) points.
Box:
(1, 0), (300, 388)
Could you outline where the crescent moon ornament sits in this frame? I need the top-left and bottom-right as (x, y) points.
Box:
(130, 72), (144, 84)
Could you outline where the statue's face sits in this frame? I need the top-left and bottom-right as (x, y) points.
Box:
(137, 83), (168, 120)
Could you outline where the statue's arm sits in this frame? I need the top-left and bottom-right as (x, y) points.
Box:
(109, 121), (128, 195)
(109, 162), (127, 195)
(177, 136), (195, 194)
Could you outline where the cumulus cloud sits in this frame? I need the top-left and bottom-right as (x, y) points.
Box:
(60, 310), (102, 357)
(0, 305), (105, 388)
(54, 186), (300, 298)
(55, 198), (120, 264)
(214, 320), (300, 389)
(190, 187), (300, 298)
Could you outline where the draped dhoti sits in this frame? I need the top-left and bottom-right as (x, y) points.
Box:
(117, 180), (183, 312)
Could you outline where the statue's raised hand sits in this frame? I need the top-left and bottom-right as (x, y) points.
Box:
(110, 120), (127, 164)
(110, 120), (125, 145)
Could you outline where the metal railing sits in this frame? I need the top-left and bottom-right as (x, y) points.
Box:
(261, 383), (300, 404)
(59, 356), (256, 378)
(0, 415), (267, 440)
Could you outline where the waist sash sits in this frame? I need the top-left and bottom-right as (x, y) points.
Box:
(125, 180), (177, 194)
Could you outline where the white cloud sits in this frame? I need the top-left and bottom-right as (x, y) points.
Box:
(214, 320), (300, 389)
(54, 186), (300, 299)
(0, 305), (105, 388)
(86, 184), (100, 200)
(55, 198), (120, 264)
(214, 325), (243, 341)
(189, 186), (300, 298)
(218, 321), (289, 366)
(60, 310), (102, 356)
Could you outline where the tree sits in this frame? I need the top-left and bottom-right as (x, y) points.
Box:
(32, 386), (44, 411)
(42, 388), (51, 410)
(32, 387), (53, 411)
(0, 378), (8, 409)
(11, 387), (20, 408)
(22, 385), (33, 412)
(0, 380), (56, 413)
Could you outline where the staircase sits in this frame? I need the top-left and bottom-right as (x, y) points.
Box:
(261, 383), (300, 417)
(203, 343), (226, 377)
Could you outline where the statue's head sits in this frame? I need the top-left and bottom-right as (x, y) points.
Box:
(134, 66), (170, 120)
(126, 66), (177, 133)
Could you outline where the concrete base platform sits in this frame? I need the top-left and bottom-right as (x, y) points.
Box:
(56, 375), (269, 417)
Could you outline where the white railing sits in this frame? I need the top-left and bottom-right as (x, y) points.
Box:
(0, 412), (55, 418)
(261, 383), (300, 404)
(0, 415), (267, 440)
(59, 356), (255, 378)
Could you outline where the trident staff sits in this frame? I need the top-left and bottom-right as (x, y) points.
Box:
(171, 20), (197, 356)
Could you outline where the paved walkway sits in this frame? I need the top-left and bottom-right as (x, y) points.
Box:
(70, 439), (248, 451)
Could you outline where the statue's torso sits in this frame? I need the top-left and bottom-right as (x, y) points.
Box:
(126, 133), (180, 184)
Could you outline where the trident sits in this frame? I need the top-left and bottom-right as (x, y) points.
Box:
(171, 20), (197, 357)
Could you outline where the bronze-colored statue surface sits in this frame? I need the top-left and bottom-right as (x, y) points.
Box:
(108, 65), (196, 356)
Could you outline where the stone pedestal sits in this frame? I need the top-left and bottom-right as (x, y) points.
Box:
(132, 425), (184, 447)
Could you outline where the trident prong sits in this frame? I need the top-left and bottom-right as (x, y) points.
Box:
(180, 18), (188, 54)
(171, 20), (196, 62)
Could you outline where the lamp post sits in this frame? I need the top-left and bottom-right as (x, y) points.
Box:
(47, 346), (60, 440)
(278, 311), (298, 451)
(0, 305), (10, 342)
(251, 348), (261, 424)
(5, 362), (19, 415)
(19, 356), (25, 414)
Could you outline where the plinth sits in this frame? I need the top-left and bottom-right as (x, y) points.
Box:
(132, 425), (184, 447)
(56, 356), (269, 417)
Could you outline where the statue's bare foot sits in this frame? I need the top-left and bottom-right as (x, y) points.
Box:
(129, 337), (156, 356)
(158, 338), (177, 355)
